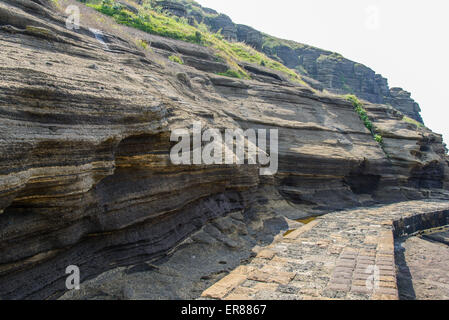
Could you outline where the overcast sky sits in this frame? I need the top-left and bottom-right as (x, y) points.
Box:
(197, 0), (449, 145)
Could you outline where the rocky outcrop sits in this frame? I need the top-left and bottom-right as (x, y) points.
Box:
(0, 0), (447, 300)
(237, 25), (263, 50)
(261, 42), (424, 123)
(117, 1), (139, 15)
(155, 0), (186, 17)
(386, 88), (423, 123)
(170, 0), (425, 123)
(204, 13), (237, 41)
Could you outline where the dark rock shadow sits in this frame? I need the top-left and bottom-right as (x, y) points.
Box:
(394, 238), (416, 300)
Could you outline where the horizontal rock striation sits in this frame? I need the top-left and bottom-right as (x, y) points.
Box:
(0, 0), (448, 299)
(170, 0), (425, 123)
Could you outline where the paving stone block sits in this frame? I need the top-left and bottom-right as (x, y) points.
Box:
(359, 251), (376, 257)
(336, 260), (356, 268)
(327, 283), (350, 292)
(333, 266), (354, 273)
(379, 281), (397, 289)
(372, 293), (398, 300)
(223, 287), (257, 300)
(352, 279), (369, 287)
(379, 270), (396, 277)
(332, 272), (353, 280)
(248, 270), (295, 285)
(353, 273), (371, 280)
(284, 220), (320, 240)
(375, 260), (395, 266)
(253, 282), (279, 292)
(357, 257), (376, 264)
(234, 265), (256, 275)
(257, 249), (276, 260)
(379, 275), (395, 282)
(356, 263), (375, 270)
(201, 273), (247, 299)
(364, 236), (378, 245)
(328, 245), (345, 255)
(375, 287), (398, 296)
(378, 265), (395, 271)
(329, 277), (352, 285)
(351, 285), (372, 294)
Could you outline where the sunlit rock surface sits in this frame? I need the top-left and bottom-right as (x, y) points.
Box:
(0, 0), (448, 299)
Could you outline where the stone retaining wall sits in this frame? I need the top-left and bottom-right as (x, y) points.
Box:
(393, 209), (449, 238)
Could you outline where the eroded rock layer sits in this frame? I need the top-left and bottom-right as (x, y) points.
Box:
(160, 0), (425, 123)
(0, 0), (448, 299)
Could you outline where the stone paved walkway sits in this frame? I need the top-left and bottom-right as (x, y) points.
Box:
(200, 200), (449, 300)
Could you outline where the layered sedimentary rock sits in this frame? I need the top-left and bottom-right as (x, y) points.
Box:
(170, 0), (424, 123)
(155, 0), (186, 17)
(0, 0), (448, 300)
(204, 13), (238, 41)
(261, 39), (424, 124)
(236, 24), (263, 51)
(385, 88), (423, 123)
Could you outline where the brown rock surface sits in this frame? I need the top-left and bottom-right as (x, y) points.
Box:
(0, 0), (448, 299)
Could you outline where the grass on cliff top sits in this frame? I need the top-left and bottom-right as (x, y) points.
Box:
(169, 54), (184, 64)
(262, 34), (343, 64)
(81, 0), (305, 83)
(403, 116), (425, 128)
(262, 35), (307, 52)
(346, 95), (383, 145)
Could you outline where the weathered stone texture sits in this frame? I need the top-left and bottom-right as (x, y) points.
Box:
(0, 0), (447, 299)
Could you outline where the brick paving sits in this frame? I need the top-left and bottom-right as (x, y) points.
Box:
(200, 200), (449, 300)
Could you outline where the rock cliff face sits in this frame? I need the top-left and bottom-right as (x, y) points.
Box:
(262, 42), (424, 123)
(156, 0), (186, 17)
(0, 0), (448, 299)
(168, 0), (424, 123)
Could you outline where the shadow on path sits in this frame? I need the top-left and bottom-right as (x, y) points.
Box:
(394, 239), (416, 300)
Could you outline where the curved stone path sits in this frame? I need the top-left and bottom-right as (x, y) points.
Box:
(200, 200), (449, 300)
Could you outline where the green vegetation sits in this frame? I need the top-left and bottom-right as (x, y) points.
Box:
(374, 134), (383, 144)
(210, 39), (305, 83)
(327, 52), (344, 61)
(317, 53), (344, 63)
(25, 26), (54, 38)
(88, 0), (204, 43)
(217, 69), (244, 79)
(342, 84), (354, 93)
(168, 54), (184, 64)
(262, 35), (307, 52)
(346, 95), (384, 145)
(80, 0), (305, 82)
(403, 116), (424, 128)
(136, 39), (148, 49)
(340, 74), (354, 94)
(346, 95), (373, 131)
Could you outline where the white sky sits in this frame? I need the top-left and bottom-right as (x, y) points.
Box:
(197, 0), (449, 145)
